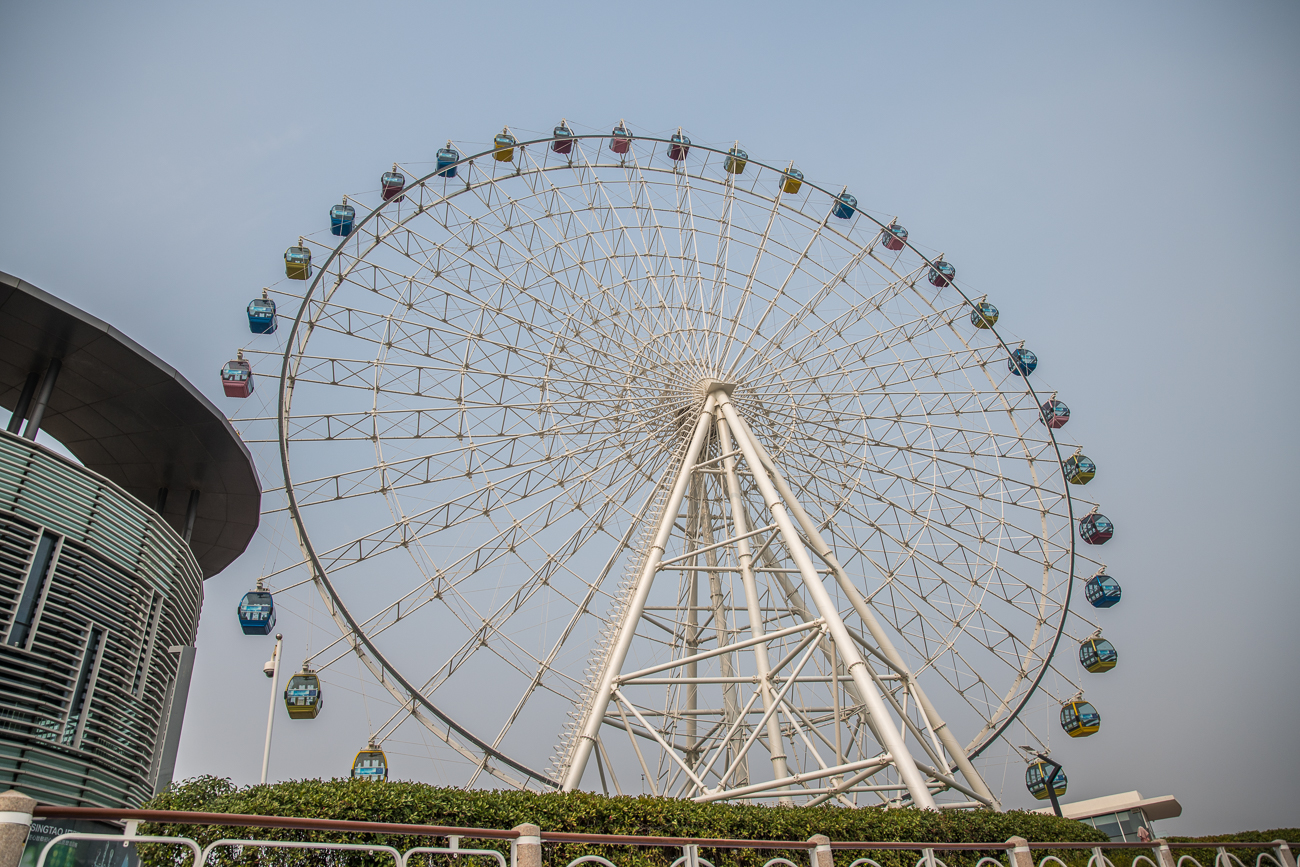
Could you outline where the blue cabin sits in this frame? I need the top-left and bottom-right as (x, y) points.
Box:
(247, 291), (276, 334)
(1008, 347), (1038, 376)
(929, 260), (956, 287)
(330, 199), (355, 237)
(1085, 573), (1122, 608)
(436, 143), (460, 178)
(1040, 398), (1070, 429)
(832, 191), (858, 220)
(1080, 512), (1114, 545)
(237, 590), (276, 635)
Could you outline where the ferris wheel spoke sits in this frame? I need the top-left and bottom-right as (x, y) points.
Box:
(731, 247), (897, 385)
(309, 424), (667, 581)
(753, 405), (1069, 524)
(619, 148), (705, 345)
(443, 165), (672, 358)
(742, 296), (967, 385)
(521, 146), (686, 347)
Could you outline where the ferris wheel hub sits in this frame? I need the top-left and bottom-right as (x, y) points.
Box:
(701, 379), (736, 396)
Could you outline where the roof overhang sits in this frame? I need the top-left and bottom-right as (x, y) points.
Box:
(1034, 790), (1183, 821)
(0, 271), (260, 578)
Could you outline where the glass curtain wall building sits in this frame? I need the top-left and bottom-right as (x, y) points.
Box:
(0, 271), (259, 807)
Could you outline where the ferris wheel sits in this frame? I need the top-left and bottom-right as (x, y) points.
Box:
(226, 121), (1123, 808)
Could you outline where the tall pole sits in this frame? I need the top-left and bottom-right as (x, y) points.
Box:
(261, 633), (282, 785)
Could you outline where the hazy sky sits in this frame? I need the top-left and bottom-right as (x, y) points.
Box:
(2, 0), (1297, 836)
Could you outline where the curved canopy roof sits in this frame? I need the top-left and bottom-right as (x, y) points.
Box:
(0, 271), (260, 578)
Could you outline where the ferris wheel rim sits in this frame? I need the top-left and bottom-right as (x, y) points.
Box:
(268, 129), (1085, 787)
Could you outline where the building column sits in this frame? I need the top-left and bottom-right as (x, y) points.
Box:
(5, 373), (39, 435)
(22, 359), (60, 442)
(182, 490), (200, 543)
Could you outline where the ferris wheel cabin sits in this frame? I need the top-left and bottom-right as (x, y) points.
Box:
(381, 165), (406, 202)
(493, 129), (517, 162)
(970, 301), (999, 329)
(351, 748), (389, 780)
(220, 356), (253, 398)
(928, 260), (955, 287)
(1080, 512), (1114, 545)
(725, 144), (748, 175)
(552, 120), (574, 154)
(436, 143), (460, 178)
(1064, 454), (1097, 485)
(247, 291), (276, 334)
(832, 192), (858, 220)
(284, 669), (322, 719)
(1061, 700), (1101, 737)
(609, 121), (631, 154)
(668, 130), (690, 161)
(330, 199), (355, 237)
(1026, 761), (1068, 800)
(284, 243), (311, 280)
(237, 590), (276, 635)
(1080, 637), (1118, 673)
(1040, 398), (1071, 429)
(781, 165), (804, 195)
(882, 222), (908, 251)
(1086, 573), (1122, 607)
(1008, 347), (1038, 376)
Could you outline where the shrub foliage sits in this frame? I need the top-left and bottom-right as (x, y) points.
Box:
(139, 776), (1105, 867)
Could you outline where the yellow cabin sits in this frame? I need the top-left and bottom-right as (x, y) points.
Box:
(493, 128), (516, 163)
(781, 165), (804, 195)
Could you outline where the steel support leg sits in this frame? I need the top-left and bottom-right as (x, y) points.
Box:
(743, 429), (998, 808)
(716, 391), (938, 809)
(561, 395), (718, 792)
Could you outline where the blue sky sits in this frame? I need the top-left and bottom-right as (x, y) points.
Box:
(1, 0), (1297, 834)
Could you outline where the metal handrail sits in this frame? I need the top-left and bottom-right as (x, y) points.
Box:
(28, 805), (1300, 852)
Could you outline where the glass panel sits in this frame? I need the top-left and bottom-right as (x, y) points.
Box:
(1091, 813), (1123, 842)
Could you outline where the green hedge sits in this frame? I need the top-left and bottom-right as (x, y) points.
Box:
(1164, 830), (1300, 867)
(139, 776), (1105, 867)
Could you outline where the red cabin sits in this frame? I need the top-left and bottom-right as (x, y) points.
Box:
(882, 222), (908, 251)
(552, 120), (574, 155)
(668, 129), (690, 161)
(381, 164), (406, 203)
(610, 120), (631, 155)
(1079, 512), (1114, 545)
(1040, 398), (1070, 429)
(221, 354), (254, 398)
